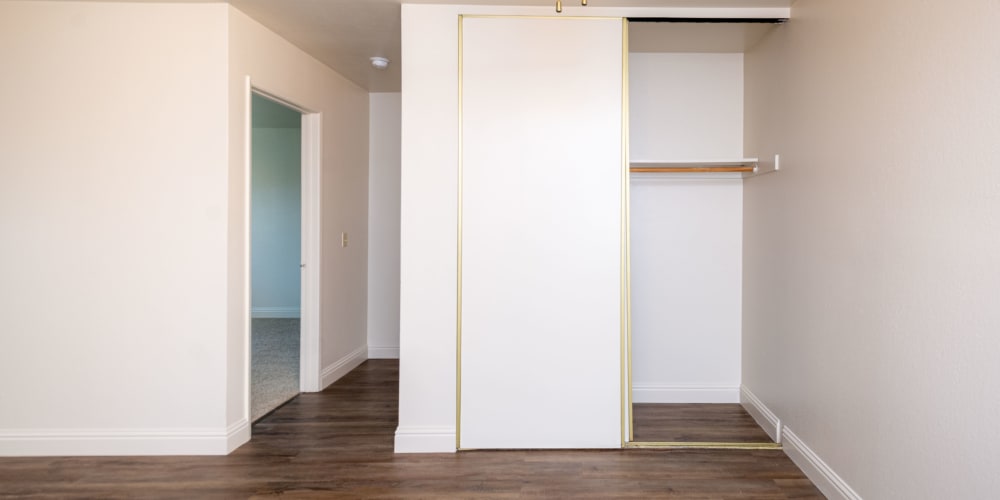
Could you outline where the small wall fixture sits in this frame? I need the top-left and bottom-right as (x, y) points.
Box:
(370, 57), (390, 70)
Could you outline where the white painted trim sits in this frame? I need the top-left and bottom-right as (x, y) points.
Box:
(250, 306), (301, 318)
(394, 426), (457, 453)
(368, 345), (400, 359)
(740, 385), (782, 442)
(632, 385), (740, 403)
(243, 75), (253, 424)
(299, 112), (322, 392)
(245, 80), (323, 407)
(320, 346), (368, 390)
(783, 427), (863, 500)
(0, 424), (246, 456)
(225, 419), (251, 453)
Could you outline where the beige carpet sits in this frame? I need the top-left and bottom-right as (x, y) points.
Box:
(251, 318), (300, 422)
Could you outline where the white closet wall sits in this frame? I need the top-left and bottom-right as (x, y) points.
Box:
(629, 52), (744, 403)
(630, 53), (744, 161)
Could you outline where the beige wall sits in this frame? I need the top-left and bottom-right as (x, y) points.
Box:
(744, 0), (1000, 497)
(0, 0), (369, 456)
(0, 1), (231, 454)
(227, 6), (370, 431)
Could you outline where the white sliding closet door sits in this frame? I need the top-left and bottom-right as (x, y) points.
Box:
(460, 16), (624, 449)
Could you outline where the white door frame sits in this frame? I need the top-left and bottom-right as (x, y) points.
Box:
(244, 76), (323, 424)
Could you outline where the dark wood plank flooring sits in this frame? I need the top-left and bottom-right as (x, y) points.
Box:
(0, 360), (820, 498)
(633, 403), (776, 443)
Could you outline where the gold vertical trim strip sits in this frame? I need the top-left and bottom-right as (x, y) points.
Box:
(623, 18), (634, 445)
(456, 14), (464, 451)
(619, 17), (630, 448)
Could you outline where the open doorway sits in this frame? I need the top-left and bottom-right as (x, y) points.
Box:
(250, 93), (303, 422)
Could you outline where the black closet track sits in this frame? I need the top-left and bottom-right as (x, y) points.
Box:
(627, 17), (788, 24)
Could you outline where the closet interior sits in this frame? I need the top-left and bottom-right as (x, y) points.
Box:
(626, 18), (783, 448)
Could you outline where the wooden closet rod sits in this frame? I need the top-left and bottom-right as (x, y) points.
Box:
(630, 165), (755, 173)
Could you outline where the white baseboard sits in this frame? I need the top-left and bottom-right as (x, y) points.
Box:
(632, 385), (740, 403)
(368, 345), (399, 359)
(783, 427), (862, 500)
(740, 385), (782, 442)
(251, 306), (300, 319)
(320, 346), (368, 390)
(394, 426), (456, 453)
(0, 422), (249, 456)
(226, 418), (251, 453)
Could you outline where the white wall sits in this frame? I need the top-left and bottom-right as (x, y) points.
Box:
(630, 53), (744, 161)
(744, 0), (1000, 498)
(227, 5), (370, 432)
(398, 4), (460, 453)
(367, 93), (401, 359)
(398, 3), (790, 453)
(630, 177), (743, 402)
(251, 124), (302, 318)
(629, 53), (744, 403)
(0, 1), (231, 454)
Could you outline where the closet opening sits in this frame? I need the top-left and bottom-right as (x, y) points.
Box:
(624, 17), (784, 450)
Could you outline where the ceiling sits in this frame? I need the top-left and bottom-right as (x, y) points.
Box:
(87, 1), (796, 92)
(229, 0), (404, 92)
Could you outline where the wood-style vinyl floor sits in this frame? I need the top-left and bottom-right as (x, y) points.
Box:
(632, 403), (776, 443)
(0, 361), (822, 499)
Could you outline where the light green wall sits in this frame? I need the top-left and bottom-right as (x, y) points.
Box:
(251, 94), (301, 317)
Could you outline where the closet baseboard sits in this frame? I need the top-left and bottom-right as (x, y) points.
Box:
(632, 385), (739, 403)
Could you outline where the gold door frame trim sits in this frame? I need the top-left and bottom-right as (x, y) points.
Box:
(626, 442), (783, 451)
(620, 17), (631, 448)
(455, 14), (464, 451)
(457, 14), (629, 451)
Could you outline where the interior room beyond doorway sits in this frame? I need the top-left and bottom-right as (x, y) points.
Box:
(250, 93), (303, 422)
